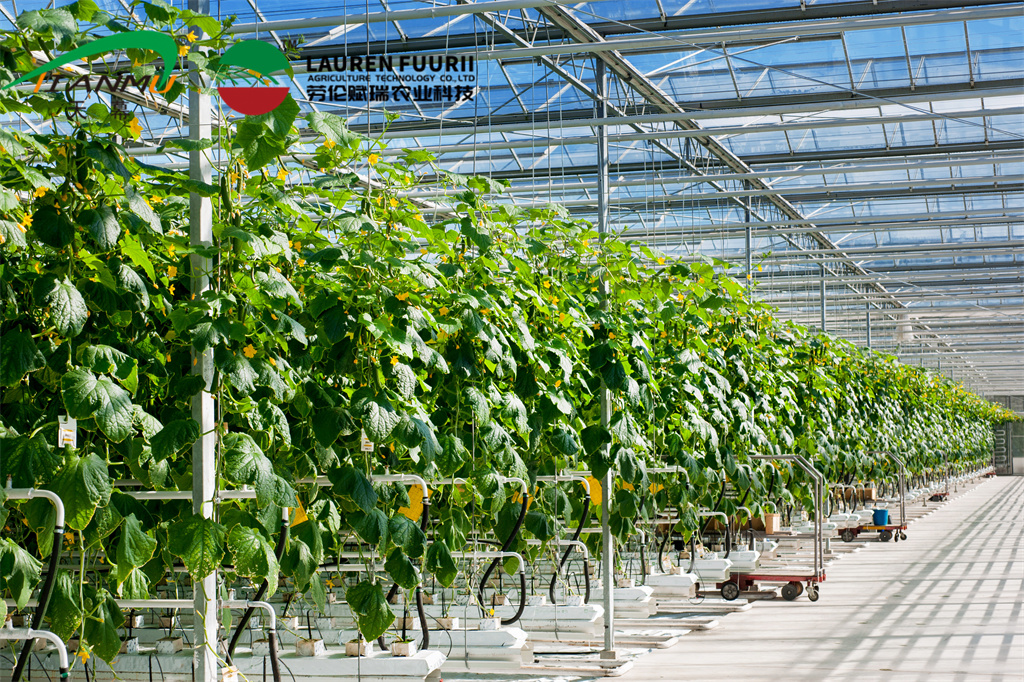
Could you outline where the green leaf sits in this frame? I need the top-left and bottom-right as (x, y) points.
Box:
(120, 233), (157, 282)
(18, 8), (78, 43)
(77, 344), (138, 393)
(32, 206), (75, 248)
(48, 571), (82, 640)
(464, 386), (490, 423)
(36, 276), (87, 338)
(425, 542), (459, 587)
(167, 514), (227, 579)
(223, 433), (276, 506)
(388, 515), (426, 559)
(345, 580), (395, 641)
(307, 111), (362, 146)
(257, 94), (300, 137)
(228, 525), (280, 597)
(502, 394), (529, 436)
(328, 465), (377, 513)
(81, 205), (121, 251)
(392, 363), (416, 399)
(125, 187), (162, 233)
(0, 538), (43, 609)
(62, 369), (134, 442)
(147, 419), (199, 463)
(0, 330), (46, 386)
(384, 547), (419, 589)
(0, 220), (28, 249)
(356, 392), (401, 442)
(115, 513), (157, 579)
(119, 566), (151, 600)
(0, 434), (60, 488)
(83, 589), (123, 663)
(281, 536), (317, 589)
(580, 425), (611, 456)
(235, 120), (287, 170)
(351, 508), (388, 547)
(52, 453), (112, 530)
(549, 424), (580, 457)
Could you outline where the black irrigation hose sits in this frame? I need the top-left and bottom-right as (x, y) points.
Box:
(226, 516), (290, 671)
(479, 492), (528, 626)
(12, 529), (62, 682)
(416, 500), (431, 650)
(549, 489), (591, 605)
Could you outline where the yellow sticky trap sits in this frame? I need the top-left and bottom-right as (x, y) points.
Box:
(398, 484), (425, 521)
(291, 501), (309, 527)
(510, 491), (534, 510)
(587, 476), (602, 507)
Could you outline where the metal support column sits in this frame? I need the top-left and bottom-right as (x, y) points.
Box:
(188, 3), (217, 680)
(866, 303), (872, 349)
(744, 182), (752, 290)
(819, 264), (826, 332)
(595, 59), (615, 658)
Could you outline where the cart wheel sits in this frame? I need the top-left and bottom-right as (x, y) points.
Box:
(807, 585), (819, 602)
(781, 582), (800, 601)
(796, 581), (805, 595)
(721, 582), (740, 601)
(880, 530), (893, 542)
(841, 529), (855, 543)
(899, 532), (907, 541)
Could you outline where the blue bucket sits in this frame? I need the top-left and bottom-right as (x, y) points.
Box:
(873, 508), (889, 526)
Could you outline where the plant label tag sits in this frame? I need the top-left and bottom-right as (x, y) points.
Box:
(57, 415), (77, 448)
(360, 430), (373, 452)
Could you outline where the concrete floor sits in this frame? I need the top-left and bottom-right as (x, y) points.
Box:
(620, 476), (1024, 682)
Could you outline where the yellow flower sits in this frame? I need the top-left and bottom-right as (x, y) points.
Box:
(660, 330), (667, 338)
(368, 153), (379, 165)
(18, 214), (32, 230)
(187, 30), (197, 42)
(127, 116), (143, 138)
(178, 44), (189, 57)
(439, 306), (449, 316)
(131, 174), (141, 183)
(420, 248), (428, 255)
(297, 258), (306, 267)
(150, 195), (163, 204)
(33, 186), (47, 198)
(169, 285), (175, 295)
(415, 214), (424, 222)
(271, 313), (278, 320)
(555, 380), (562, 388)
(559, 313), (567, 324)
(167, 265), (178, 278)
(55, 147), (67, 157)
(165, 354), (171, 363)
(550, 296), (558, 304)
(396, 292), (410, 301)
(326, 580), (335, 589)
(243, 344), (257, 359)
(542, 281), (551, 289)
(277, 168), (288, 181)
(657, 257), (666, 265)
(324, 138), (337, 150)
(390, 356), (399, 366)
(389, 197), (398, 208)
(437, 330), (448, 342)
(268, 357), (277, 367)
(609, 333), (617, 339)
(77, 648), (90, 664)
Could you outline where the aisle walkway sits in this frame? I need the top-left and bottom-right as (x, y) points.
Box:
(622, 477), (1024, 682)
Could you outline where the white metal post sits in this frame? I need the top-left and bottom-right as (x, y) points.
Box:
(188, 2), (217, 680)
(595, 59), (615, 658)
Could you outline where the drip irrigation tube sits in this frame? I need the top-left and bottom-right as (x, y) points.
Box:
(6, 489), (65, 682)
(549, 487), (591, 605)
(0, 629), (68, 680)
(226, 509), (289, 678)
(479, 491), (528, 626)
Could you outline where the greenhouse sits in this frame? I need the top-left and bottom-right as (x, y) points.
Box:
(0, 1), (1021, 681)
